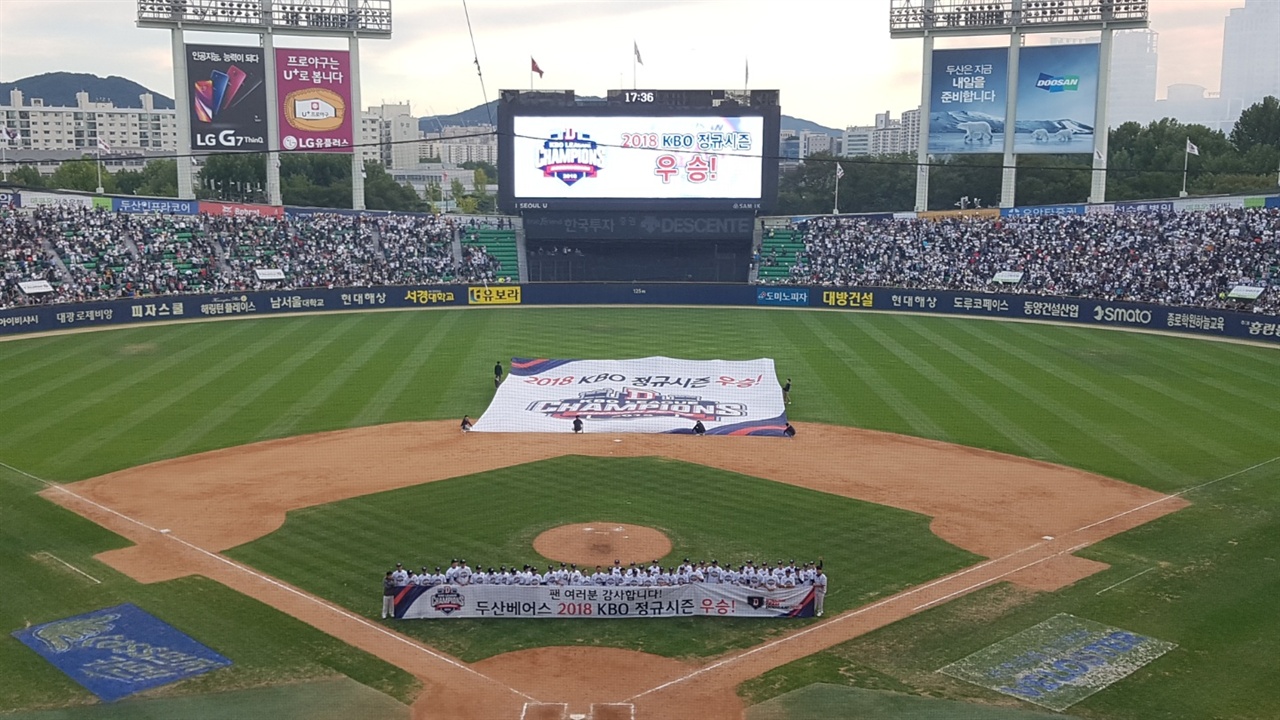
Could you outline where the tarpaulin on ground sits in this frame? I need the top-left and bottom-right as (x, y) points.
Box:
(11, 603), (231, 702)
(472, 357), (788, 436)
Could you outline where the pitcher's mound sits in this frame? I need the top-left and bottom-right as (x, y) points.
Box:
(534, 523), (672, 568)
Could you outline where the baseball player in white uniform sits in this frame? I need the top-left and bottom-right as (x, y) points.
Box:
(813, 569), (828, 616)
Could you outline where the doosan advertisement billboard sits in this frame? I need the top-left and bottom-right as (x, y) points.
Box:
(1013, 44), (1100, 154)
(928, 47), (1009, 154)
(275, 48), (353, 153)
(186, 44), (268, 153)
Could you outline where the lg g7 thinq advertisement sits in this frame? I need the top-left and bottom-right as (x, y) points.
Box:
(186, 44), (268, 153)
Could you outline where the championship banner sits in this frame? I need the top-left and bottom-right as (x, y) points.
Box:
(186, 44), (268, 153)
(276, 48), (353, 153)
(472, 357), (788, 436)
(928, 47), (1009, 154)
(394, 583), (815, 620)
(511, 116), (764, 200)
(1013, 44), (1100, 154)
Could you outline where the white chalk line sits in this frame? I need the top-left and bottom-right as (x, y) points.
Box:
(0, 460), (536, 703)
(626, 455), (1280, 703)
(33, 551), (102, 584)
(520, 702), (567, 720)
(1095, 566), (1157, 596)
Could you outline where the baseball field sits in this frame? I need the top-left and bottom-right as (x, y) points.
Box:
(1, 306), (1278, 719)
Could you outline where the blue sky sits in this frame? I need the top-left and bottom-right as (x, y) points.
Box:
(0, 0), (1249, 128)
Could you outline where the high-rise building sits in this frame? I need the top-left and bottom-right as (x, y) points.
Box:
(1220, 0), (1280, 121)
(1108, 30), (1159, 127)
(1, 88), (176, 152)
(901, 108), (921, 153)
(799, 130), (833, 158)
(362, 102), (420, 170)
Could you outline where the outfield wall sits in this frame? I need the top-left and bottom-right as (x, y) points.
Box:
(2, 282), (1277, 345)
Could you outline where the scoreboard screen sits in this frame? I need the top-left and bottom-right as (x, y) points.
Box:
(511, 115), (764, 201)
(499, 90), (780, 213)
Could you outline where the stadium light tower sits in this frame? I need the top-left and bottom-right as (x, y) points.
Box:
(890, 0), (1149, 210)
(137, 0), (392, 209)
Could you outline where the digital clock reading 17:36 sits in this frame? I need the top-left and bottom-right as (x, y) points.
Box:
(623, 91), (655, 103)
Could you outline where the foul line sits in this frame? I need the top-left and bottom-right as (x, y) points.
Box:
(1095, 566), (1157, 596)
(33, 551), (102, 584)
(626, 455), (1280, 703)
(0, 460), (536, 703)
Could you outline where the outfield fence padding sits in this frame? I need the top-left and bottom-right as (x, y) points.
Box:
(2, 282), (1277, 345)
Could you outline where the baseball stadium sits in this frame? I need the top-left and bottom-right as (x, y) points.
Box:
(3, 3), (1280, 720)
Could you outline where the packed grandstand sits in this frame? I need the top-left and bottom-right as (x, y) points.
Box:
(2, 204), (1277, 314)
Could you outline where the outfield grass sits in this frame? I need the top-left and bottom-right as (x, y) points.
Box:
(1, 307), (1278, 715)
(226, 456), (980, 661)
(0, 465), (419, 713)
(738, 458), (1280, 719)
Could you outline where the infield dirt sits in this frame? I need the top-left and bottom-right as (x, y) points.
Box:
(44, 421), (1188, 719)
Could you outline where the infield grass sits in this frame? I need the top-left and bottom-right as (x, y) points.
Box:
(226, 455), (980, 661)
(2, 307), (1278, 715)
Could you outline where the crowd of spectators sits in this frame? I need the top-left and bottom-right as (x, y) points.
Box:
(0, 208), (507, 307)
(776, 208), (1280, 313)
(389, 558), (827, 590)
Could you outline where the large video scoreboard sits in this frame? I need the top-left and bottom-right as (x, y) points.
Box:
(498, 89), (781, 214)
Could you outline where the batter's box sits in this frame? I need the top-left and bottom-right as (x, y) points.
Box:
(522, 702), (567, 719)
(938, 613), (1176, 711)
(590, 703), (635, 720)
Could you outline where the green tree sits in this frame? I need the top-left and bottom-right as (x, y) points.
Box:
(363, 161), (426, 212)
(8, 165), (44, 187)
(1014, 154), (1091, 207)
(928, 154), (1001, 210)
(49, 157), (115, 193)
(136, 159), (178, 197)
(199, 153), (266, 202)
(1229, 95), (1280, 155)
(460, 159), (498, 181)
(280, 154), (349, 208)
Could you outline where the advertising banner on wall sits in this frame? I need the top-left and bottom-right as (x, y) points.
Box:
(928, 47), (1009, 154)
(473, 357), (789, 436)
(275, 48), (353, 153)
(1013, 44), (1100, 154)
(186, 44), (268, 154)
(394, 582), (815, 620)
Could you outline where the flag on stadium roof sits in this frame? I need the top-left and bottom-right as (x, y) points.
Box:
(1186, 138), (1200, 156)
(96, 137), (112, 153)
(531, 57), (544, 78)
(634, 41), (644, 65)
(836, 164), (845, 180)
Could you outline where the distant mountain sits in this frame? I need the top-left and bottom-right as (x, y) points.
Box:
(782, 115), (842, 137)
(420, 100), (843, 137)
(0, 72), (174, 110)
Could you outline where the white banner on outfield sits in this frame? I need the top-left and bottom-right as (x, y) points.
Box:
(394, 582), (815, 620)
(1228, 285), (1265, 300)
(992, 271), (1024, 284)
(473, 357), (788, 436)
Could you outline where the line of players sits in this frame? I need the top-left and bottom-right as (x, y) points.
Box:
(391, 557), (827, 591)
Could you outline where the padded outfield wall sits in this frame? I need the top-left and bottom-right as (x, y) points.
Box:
(1, 282), (1278, 345)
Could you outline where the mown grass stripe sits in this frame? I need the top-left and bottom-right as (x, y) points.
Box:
(883, 318), (1064, 461)
(349, 311), (464, 427)
(1057, 327), (1280, 414)
(945, 321), (1193, 483)
(0, 335), (105, 386)
(763, 310), (867, 425)
(1005, 325), (1273, 448)
(797, 312), (949, 440)
(2, 323), (244, 447)
(49, 319), (320, 470)
(258, 312), (417, 440)
(148, 316), (366, 459)
(0, 324), (204, 415)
